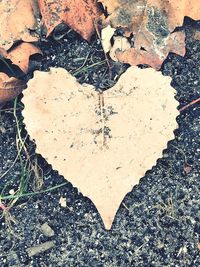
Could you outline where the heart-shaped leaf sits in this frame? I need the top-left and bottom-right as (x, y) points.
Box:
(22, 67), (178, 229)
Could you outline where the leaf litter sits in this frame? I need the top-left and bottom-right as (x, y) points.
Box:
(0, 0), (200, 103)
(99, 0), (200, 69)
(22, 66), (179, 229)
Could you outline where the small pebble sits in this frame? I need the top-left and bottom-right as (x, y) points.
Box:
(26, 241), (55, 257)
(40, 222), (55, 237)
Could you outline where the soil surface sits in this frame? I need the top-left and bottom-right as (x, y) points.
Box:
(0, 21), (200, 266)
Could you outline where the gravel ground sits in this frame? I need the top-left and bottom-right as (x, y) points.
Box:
(0, 21), (200, 267)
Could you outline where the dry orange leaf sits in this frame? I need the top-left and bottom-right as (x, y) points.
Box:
(0, 43), (41, 103)
(99, 0), (200, 69)
(0, 0), (39, 50)
(6, 43), (42, 73)
(22, 67), (178, 229)
(38, 0), (101, 41)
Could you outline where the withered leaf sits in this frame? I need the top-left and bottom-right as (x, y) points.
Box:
(5, 43), (42, 73)
(0, 74), (26, 104)
(99, 0), (200, 69)
(38, 0), (101, 41)
(0, 0), (39, 50)
(22, 67), (178, 229)
(0, 43), (41, 103)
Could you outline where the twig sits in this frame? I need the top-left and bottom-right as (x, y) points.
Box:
(73, 60), (106, 76)
(70, 50), (91, 74)
(179, 97), (200, 112)
(94, 19), (111, 70)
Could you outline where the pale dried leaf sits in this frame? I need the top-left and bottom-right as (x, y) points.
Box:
(99, 0), (200, 69)
(109, 36), (131, 61)
(117, 31), (186, 70)
(0, 0), (39, 50)
(101, 25), (116, 53)
(22, 67), (178, 229)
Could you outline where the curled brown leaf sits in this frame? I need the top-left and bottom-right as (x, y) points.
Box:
(0, 43), (41, 103)
(0, 73), (26, 104)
